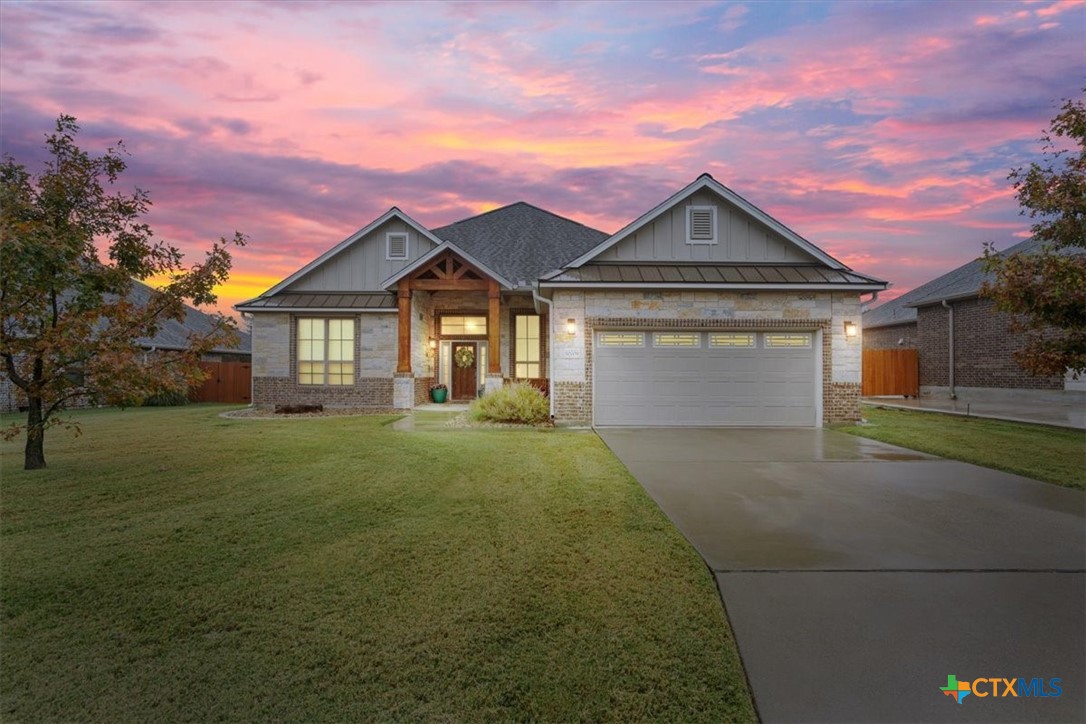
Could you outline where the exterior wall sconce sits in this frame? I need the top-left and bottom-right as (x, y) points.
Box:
(844, 321), (858, 338)
(566, 318), (577, 335)
(428, 337), (437, 350)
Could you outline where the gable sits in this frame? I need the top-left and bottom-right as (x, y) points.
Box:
(286, 217), (438, 293)
(593, 186), (820, 265)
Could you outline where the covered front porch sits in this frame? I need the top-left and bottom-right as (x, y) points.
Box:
(387, 245), (548, 408)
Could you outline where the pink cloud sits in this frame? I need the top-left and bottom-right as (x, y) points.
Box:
(1, 0), (1081, 314)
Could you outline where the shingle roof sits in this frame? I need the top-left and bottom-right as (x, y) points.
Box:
(431, 202), (609, 286)
(542, 263), (885, 287)
(128, 281), (252, 354)
(862, 238), (1081, 329)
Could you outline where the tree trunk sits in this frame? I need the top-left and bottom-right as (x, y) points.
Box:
(24, 395), (46, 470)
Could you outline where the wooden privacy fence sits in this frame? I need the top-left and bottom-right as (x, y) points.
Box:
(862, 349), (919, 397)
(191, 361), (252, 404)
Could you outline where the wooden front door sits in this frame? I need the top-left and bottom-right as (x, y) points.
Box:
(452, 342), (477, 400)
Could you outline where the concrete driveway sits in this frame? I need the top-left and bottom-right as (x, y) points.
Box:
(598, 428), (1086, 723)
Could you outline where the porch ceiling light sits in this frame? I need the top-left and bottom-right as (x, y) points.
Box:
(844, 320), (858, 338)
(566, 318), (577, 335)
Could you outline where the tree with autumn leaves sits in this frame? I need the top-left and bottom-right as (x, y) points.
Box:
(982, 91), (1086, 379)
(1, 115), (245, 469)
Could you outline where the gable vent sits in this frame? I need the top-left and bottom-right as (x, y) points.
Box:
(387, 232), (408, 260)
(686, 206), (716, 244)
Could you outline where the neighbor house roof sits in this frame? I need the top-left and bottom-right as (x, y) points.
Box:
(862, 237), (1069, 330)
(128, 280), (251, 354)
(431, 202), (609, 286)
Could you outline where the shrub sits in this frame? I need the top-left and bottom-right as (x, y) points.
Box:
(140, 390), (191, 406)
(469, 382), (549, 425)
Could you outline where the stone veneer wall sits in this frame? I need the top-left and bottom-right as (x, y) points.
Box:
(550, 290), (864, 425)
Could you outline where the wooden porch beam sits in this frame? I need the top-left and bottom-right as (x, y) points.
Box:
(410, 278), (490, 291)
(488, 280), (501, 375)
(397, 281), (412, 374)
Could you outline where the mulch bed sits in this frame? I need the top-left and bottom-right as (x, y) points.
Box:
(221, 407), (400, 419)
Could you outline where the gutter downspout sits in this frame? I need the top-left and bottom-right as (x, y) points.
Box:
(532, 284), (556, 420)
(942, 300), (956, 399)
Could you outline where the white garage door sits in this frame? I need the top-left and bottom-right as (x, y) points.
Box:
(593, 330), (817, 426)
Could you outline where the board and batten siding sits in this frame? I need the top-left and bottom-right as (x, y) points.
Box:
(286, 219), (438, 292)
(595, 190), (817, 264)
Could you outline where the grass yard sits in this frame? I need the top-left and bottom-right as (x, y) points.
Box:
(839, 406), (1086, 490)
(0, 405), (755, 722)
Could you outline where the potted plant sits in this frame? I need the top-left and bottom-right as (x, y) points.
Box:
(430, 383), (448, 403)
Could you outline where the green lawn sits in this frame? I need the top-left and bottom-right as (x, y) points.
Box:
(0, 405), (755, 722)
(838, 406), (1086, 489)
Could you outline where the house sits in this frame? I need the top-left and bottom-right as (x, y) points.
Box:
(238, 174), (886, 426)
(0, 280), (252, 412)
(862, 237), (1086, 401)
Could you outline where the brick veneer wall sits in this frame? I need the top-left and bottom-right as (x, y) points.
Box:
(414, 376), (434, 405)
(863, 323), (918, 350)
(917, 298), (1062, 390)
(253, 376), (394, 407)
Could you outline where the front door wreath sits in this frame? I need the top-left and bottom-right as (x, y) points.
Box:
(454, 346), (475, 368)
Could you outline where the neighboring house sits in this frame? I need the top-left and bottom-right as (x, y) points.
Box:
(238, 174), (886, 426)
(0, 280), (252, 412)
(862, 237), (1086, 400)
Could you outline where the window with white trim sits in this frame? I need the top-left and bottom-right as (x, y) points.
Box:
(298, 318), (355, 385)
(514, 314), (541, 378)
(764, 333), (812, 348)
(709, 333), (755, 348)
(653, 332), (701, 347)
(386, 232), (408, 260)
(598, 332), (645, 347)
(686, 205), (717, 244)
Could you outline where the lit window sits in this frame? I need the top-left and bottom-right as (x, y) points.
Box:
(764, 333), (812, 348)
(598, 332), (645, 347)
(298, 318), (355, 385)
(514, 314), (541, 378)
(440, 315), (487, 336)
(709, 333), (755, 348)
(653, 332), (700, 347)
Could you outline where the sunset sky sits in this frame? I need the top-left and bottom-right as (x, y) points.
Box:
(1, 0), (1083, 318)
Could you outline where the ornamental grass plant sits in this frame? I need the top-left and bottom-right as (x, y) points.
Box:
(469, 382), (550, 424)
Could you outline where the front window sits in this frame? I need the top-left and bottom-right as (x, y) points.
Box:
(514, 314), (541, 378)
(298, 318), (354, 385)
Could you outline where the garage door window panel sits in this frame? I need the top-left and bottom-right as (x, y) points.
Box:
(709, 333), (755, 348)
(653, 332), (701, 348)
(598, 332), (645, 347)
(765, 333), (812, 348)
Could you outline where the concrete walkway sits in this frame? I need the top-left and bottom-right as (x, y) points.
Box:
(598, 428), (1085, 723)
(863, 396), (1086, 430)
